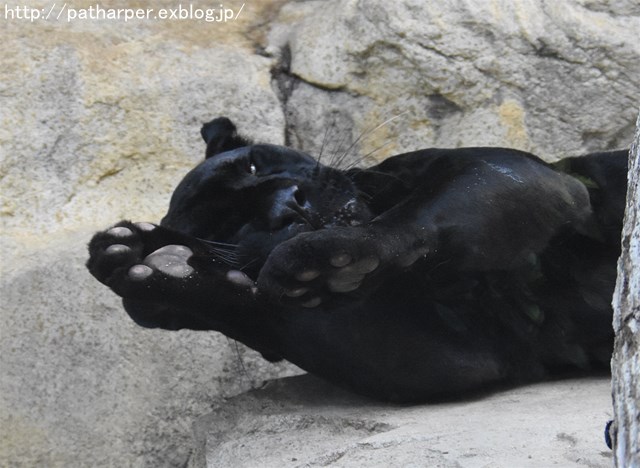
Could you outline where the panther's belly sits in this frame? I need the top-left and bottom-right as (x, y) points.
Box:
(270, 298), (506, 401)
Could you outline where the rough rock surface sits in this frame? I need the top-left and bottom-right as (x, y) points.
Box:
(1, 0), (637, 466)
(190, 374), (614, 468)
(1, 233), (301, 467)
(610, 113), (639, 466)
(268, 0), (639, 164)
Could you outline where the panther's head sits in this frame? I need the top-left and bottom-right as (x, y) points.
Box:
(161, 117), (373, 275)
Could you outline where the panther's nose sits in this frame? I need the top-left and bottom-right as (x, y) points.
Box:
(278, 185), (307, 208)
(269, 185), (309, 229)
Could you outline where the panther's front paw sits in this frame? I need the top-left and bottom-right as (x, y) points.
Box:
(87, 221), (193, 296)
(256, 228), (381, 308)
(87, 221), (256, 301)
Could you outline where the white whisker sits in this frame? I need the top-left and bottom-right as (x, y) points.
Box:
(333, 111), (409, 169)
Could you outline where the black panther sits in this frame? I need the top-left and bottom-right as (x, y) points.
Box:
(87, 117), (628, 402)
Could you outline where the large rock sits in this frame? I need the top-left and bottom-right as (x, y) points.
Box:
(191, 374), (613, 467)
(1, 2), (286, 237)
(1, 233), (301, 467)
(268, 0), (639, 164)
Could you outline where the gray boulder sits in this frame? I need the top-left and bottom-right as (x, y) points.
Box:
(268, 0), (638, 164)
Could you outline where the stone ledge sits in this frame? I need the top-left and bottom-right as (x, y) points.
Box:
(190, 374), (613, 467)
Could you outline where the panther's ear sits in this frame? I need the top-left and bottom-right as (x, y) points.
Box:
(201, 117), (252, 159)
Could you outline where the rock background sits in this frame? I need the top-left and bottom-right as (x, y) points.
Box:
(271, 0), (638, 164)
(1, 0), (637, 466)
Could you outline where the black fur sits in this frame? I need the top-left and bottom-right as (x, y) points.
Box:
(87, 117), (627, 402)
